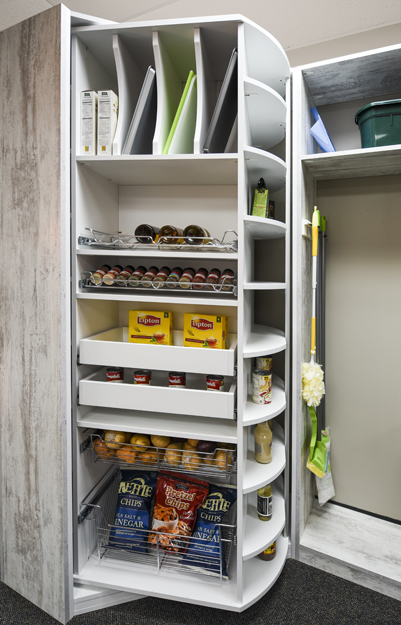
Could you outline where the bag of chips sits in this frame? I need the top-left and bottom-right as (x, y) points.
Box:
(149, 471), (209, 553)
(181, 485), (237, 578)
(109, 470), (158, 554)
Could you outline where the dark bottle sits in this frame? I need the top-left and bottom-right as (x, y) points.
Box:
(134, 224), (160, 244)
(183, 224), (211, 246)
(159, 225), (184, 245)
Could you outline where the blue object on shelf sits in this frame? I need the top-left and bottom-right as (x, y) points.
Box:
(310, 107), (335, 152)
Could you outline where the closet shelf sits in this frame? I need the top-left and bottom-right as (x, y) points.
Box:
(75, 154), (238, 185)
(243, 376), (286, 426)
(243, 422), (286, 494)
(244, 78), (286, 150)
(243, 325), (286, 358)
(244, 216), (286, 240)
(76, 292), (239, 306)
(243, 282), (286, 290)
(301, 145), (401, 180)
(244, 146), (286, 193)
(243, 478), (285, 560)
(242, 535), (288, 608)
(76, 248), (239, 260)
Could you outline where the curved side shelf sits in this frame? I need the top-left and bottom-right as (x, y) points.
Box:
(242, 535), (288, 609)
(244, 78), (286, 150)
(243, 325), (286, 358)
(244, 422), (286, 494)
(243, 478), (285, 560)
(244, 215), (286, 240)
(242, 21), (290, 97)
(244, 146), (286, 193)
(244, 376), (286, 426)
(243, 282), (286, 290)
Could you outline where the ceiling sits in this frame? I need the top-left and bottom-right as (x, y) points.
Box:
(2, 0), (401, 52)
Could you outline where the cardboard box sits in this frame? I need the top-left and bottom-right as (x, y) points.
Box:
(97, 90), (118, 155)
(183, 314), (228, 349)
(80, 91), (97, 155)
(129, 310), (173, 345)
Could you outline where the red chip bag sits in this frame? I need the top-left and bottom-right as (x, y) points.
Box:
(149, 471), (209, 552)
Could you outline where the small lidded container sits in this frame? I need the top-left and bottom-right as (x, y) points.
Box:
(134, 369), (152, 384)
(90, 264), (111, 285)
(106, 367), (124, 383)
(206, 374), (224, 391)
(103, 265), (123, 285)
(166, 267), (183, 289)
(115, 265), (135, 286)
(168, 372), (186, 388)
(252, 369), (272, 405)
(140, 266), (159, 287)
(219, 268), (235, 291)
(257, 541), (276, 561)
(128, 266), (146, 287)
(153, 266), (171, 288)
(205, 268), (221, 290)
(192, 268), (208, 290)
(255, 356), (273, 373)
(179, 267), (196, 289)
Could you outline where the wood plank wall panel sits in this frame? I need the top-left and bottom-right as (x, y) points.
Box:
(0, 6), (69, 623)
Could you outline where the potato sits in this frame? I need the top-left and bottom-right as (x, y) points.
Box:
(150, 435), (171, 449)
(93, 438), (116, 459)
(196, 440), (217, 454)
(183, 441), (196, 451)
(165, 442), (183, 466)
(187, 439), (199, 447)
(104, 430), (126, 449)
(139, 449), (158, 465)
(116, 445), (137, 464)
(182, 450), (201, 471)
(130, 434), (150, 451)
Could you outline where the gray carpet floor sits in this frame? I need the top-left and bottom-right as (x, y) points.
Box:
(1, 559), (401, 624)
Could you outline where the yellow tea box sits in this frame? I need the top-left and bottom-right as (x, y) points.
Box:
(183, 314), (228, 349)
(129, 310), (173, 345)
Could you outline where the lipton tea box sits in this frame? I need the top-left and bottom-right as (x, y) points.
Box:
(183, 314), (228, 349)
(129, 311), (173, 345)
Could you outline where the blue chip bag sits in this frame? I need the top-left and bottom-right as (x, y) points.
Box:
(181, 485), (237, 578)
(109, 470), (157, 554)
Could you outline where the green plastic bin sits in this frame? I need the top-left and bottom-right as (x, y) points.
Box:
(355, 99), (401, 148)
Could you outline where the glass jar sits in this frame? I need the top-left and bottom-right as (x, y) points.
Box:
(159, 225), (184, 245)
(134, 224), (160, 244)
(205, 268), (221, 290)
(127, 266), (146, 287)
(257, 484), (272, 521)
(115, 265), (134, 286)
(140, 266), (158, 287)
(192, 268), (208, 290)
(183, 224), (211, 246)
(153, 266), (171, 288)
(257, 542), (276, 561)
(254, 421), (272, 464)
(165, 267), (183, 289)
(179, 267), (196, 289)
(219, 268), (235, 291)
(90, 264), (111, 285)
(103, 265), (123, 285)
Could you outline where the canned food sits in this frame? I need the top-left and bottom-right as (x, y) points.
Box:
(106, 367), (124, 383)
(134, 369), (152, 384)
(252, 369), (272, 404)
(255, 356), (273, 372)
(206, 374), (224, 391)
(169, 371), (186, 388)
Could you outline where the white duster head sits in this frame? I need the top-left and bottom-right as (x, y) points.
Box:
(302, 362), (325, 407)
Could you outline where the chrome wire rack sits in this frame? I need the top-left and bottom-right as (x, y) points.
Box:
(89, 434), (237, 483)
(79, 271), (237, 296)
(78, 228), (238, 252)
(79, 469), (237, 581)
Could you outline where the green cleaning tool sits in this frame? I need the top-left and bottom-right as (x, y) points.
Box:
(306, 406), (326, 478)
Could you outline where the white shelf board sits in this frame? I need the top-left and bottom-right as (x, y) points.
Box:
(243, 325), (286, 358)
(79, 328), (237, 376)
(77, 407), (238, 443)
(79, 369), (236, 420)
(243, 478), (285, 560)
(244, 146), (286, 193)
(242, 535), (288, 608)
(243, 422), (286, 494)
(244, 216), (286, 240)
(244, 376), (286, 426)
(244, 78), (286, 150)
(74, 555), (239, 610)
(301, 145), (401, 180)
(76, 291), (238, 307)
(75, 154), (238, 185)
(76, 247), (238, 260)
(243, 282), (286, 290)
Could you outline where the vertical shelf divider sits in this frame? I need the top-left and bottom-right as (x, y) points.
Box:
(193, 28), (215, 155)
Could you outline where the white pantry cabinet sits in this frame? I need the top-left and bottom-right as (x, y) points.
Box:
(0, 5), (290, 623)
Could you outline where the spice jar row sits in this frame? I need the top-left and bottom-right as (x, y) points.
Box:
(87, 264), (236, 291)
(107, 367), (225, 391)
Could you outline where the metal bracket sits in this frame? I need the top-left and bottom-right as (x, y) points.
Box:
(302, 219), (312, 238)
(233, 409), (237, 422)
(80, 435), (91, 455)
(233, 366), (237, 378)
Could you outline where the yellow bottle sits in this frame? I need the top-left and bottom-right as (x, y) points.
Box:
(257, 483), (273, 521)
(254, 421), (272, 464)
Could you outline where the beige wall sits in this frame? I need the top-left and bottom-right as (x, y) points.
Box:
(317, 175), (401, 520)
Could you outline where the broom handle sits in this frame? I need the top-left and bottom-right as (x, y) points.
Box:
(311, 207), (319, 357)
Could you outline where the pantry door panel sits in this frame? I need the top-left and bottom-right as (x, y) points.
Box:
(0, 6), (72, 623)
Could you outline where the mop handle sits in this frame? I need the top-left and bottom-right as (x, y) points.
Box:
(311, 207), (319, 356)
